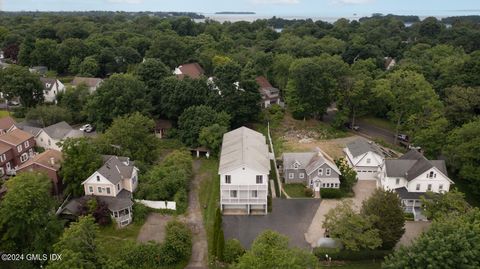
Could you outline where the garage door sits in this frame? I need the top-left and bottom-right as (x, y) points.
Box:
(356, 169), (377, 180)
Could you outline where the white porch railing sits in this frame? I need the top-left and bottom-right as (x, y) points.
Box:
(221, 198), (267, 204)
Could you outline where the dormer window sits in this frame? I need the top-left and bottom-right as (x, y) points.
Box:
(293, 163), (299, 169)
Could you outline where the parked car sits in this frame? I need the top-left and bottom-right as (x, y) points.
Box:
(7, 100), (19, 106)
(344, 122), (360, 131)
(80, 124), (95, 133)
(397, 134), (409, 142)
(408, 144), (422, 151)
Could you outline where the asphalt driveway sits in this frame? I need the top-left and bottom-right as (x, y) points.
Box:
(223, 199), (320, 249)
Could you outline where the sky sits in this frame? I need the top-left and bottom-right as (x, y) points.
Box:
(2, 0), (480, 17)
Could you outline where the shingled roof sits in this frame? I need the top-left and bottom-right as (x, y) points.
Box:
(42, 121), (83, 140)
(385, 149), (448, 181)
(175, 63), (205, 79)
(0, 116), (16, 131)
(346, 138), (384, 158)
(96, 155), (135, 185)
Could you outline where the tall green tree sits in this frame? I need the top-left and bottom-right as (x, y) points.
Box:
(78, 56), (100, 77)
(199, 124), (227, 156)
(421, 190), (471, 220)
(444, 86), (480, 126)
(233, 230), (318, 269)
(135, 58), (170, 88)
(335, 158), (357, 193)
(30, 38), (59, 70)
(0, 172), (63, 255)
(323, 201), (382, 251)
(444, 118), (480, 196)
(25, 105), (73, 126)
(57, 84), (90, 123)
(61, 137), (103, 197)
(0, 65), (44, 107)
(85, 73), (151, 130)
(101, 112), (159, 164)
(361, 189), (405, 249)
(383, 209), (480, 269)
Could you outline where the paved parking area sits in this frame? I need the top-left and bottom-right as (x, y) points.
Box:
(136, 213), (172, 243)
(223, 199), (320, 249)
(396, 221), (431, 248)
(305, 180), (377, 247)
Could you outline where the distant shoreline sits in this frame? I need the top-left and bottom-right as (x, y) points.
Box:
(215, 11), (256, 15)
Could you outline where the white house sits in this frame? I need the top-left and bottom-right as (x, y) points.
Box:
(71, 77), (103, 94)
(80, 155), (139, 227)
(219, 126), (270, 215)
(344, 138), (384, 180)
(40, 78), (65, 103)
(35, 121), (84, 151)
(378, 149), (453, 220)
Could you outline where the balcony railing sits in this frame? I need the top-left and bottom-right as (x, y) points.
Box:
(221, 198), (267, 204)
(220, 184), (268, 191)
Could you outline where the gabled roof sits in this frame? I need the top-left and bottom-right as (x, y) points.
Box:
(42, 121), (83, 140)
(0, 116), (16, 131)
(0, 142), (11, 154)
(72, 77), (103, 88)
(305, 153), (341, 176)
(255, 76), (273, 89)
(219, 126), (270, 175)
(283, 152), (316, 170)
(346, 138), (384, 158)
(18, 149), (62, 171)
(385, 149), (449, 181)
(175, 63), (205, 79)
(394, 187), (426, 200)
(0, 128), (33, 146)
(95, 155), (136, 185)
(40, 77), (59, 92)
(13, 121), (43, 136)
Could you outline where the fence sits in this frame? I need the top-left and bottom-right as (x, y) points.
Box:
(135, 199), (176, 210)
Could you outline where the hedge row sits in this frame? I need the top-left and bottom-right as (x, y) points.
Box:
(320, 188), (344, 199)
(314, 247), (393, 261)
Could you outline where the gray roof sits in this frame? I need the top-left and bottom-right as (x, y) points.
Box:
(16, 124), (42, 136)
(219, 126), (270, 175)
(283, 150), (341, 175)
(43, 121), (83, 140)
(386, 150), (448, 181)
(40, 77), (59, 92)
(346, 138), (384, 158)
(60, 190), (133, 215)
(97, 155), (135, 185)
(394, 187), (426, 200)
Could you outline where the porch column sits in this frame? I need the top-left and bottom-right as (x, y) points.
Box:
(196, 150), (200, 158)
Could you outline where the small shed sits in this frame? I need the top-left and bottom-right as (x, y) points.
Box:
(154, 119), (172, 139)
(190, 146), (210, 158)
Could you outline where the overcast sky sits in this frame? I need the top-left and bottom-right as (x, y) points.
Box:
(2, 0), (480, 16)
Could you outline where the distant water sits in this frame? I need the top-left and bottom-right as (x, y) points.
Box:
(196, 10), (480, 23)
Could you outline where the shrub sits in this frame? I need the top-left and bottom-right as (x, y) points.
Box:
(160, 220), (192, 265)
(120, 241), (162, 268)
(313, 247), (393, 261)
(133, 202), (150, 224)
(224, 239), (245, 264)
(174, 188), (188, 214)
(320, 188), (344, 199)
(404, 212), (414, 221)
(305, 188), (314, 197)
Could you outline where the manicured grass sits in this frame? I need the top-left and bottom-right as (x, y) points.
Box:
(0, 110), (11, 118)
(198, 158), (220, 260)
(319, 261), (382, 269)
(269, 160), (280, 197)
(283, 183), (310, 198)
(359, 116), (396, 132)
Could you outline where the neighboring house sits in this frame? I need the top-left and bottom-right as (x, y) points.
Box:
(282, 149), (341, 193)
(0, 116), (16, 135)
(0, 142), (14, 177)
(29, 66), (48, 75)
(71, 77), (103, 94)
(219, 126), (270, 215)
(9, 121), (43, 137)
(344, 138), (385, 180)
(154, 119), (172, 139)
(36, 121), (84, 151)
(173, 62), (205, 79)
(60, 155), (139, 227)
(255, 76), (281, 108)
(0, 128), (36, 169)
(384, 57), (396, 70)
(17, 149), (63, 195)
(378, 149), (453, 220)
(40, 78), (66, 103)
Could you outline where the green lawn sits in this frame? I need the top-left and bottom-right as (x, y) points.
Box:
(96, 221), (143, 257)
(0, 110), (11, 118)
(283, 183), (311, 198)
(359, 116), (396, 132)
(198, 158), (220, 260)
(319, 260), (382, 269)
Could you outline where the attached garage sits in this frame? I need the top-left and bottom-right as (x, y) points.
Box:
(355, 168), (379, 180)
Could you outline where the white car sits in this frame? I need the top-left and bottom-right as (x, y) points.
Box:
(79, 124), (92, 132)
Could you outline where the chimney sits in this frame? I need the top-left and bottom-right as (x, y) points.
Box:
(50, 157), (55, 166)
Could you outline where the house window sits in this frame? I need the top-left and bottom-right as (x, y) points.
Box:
(106, 187), (111, 194)
(98, 187), (102, 193)
(117, 184), (120, 190)
(132, 175), (137, 185)
(396, 178), (400, 185)
(326, 168), (331, 176)
(427, 184), (432, 191)
(48, 139), (51, 146)
(20, 153), (28, 163)
(96, 176), (100, 182)
(256, 175), (263, 184)
(230, 190), (237, 198)
(439, 184), (443, 191)
(17, 145), (22, 152)
(429, 171), (434, 178)
(225, 175), (231, 184)
(366, 158), (371, 164)
(251, 190), (258, 198)
(24, 140), (29, 148)
(0, 168), (4, 176)
(299, 173), (304, 179)
(318, 168), (323, 176)
(288, 173), (294, 179)
(416, 184), (420, 191)
(293, 163), (299, 169)
(41, 138), (43, 142)
(0, 154), (5, 162)
(89, 186), (93, 193)
(326, 183), (330, 188)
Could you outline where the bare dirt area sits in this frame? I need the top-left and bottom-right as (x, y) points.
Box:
(304, 180), (377, 247)
(136, 213), (173, 243)
(284, 136), (359, 159)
